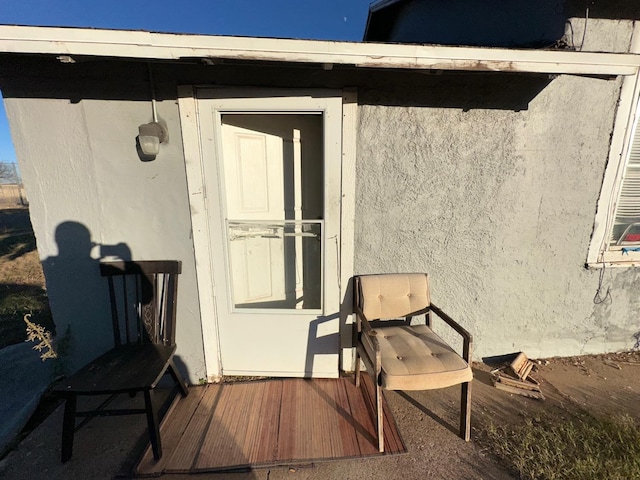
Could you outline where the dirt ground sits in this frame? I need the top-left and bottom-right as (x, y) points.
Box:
(0, 207), (52, 349)
(474, 351), (640, 426)
(0, 352), (639, 480)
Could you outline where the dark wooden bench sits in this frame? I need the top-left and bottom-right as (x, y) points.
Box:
(52, 260), (189, 462)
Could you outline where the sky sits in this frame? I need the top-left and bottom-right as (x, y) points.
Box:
(0, 0), (373, 163)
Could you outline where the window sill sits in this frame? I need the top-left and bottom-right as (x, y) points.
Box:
(587, 250), (640, 268)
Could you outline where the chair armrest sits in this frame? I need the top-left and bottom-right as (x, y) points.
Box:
(355, 305), (379, 340)
(357, 311), (380, 348)
(430, 303), (473, 362)
(355, 306), (381, 374)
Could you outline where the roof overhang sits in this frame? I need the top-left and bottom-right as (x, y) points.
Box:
(363, 0), (405, 42)
(0, 25), (638, 76)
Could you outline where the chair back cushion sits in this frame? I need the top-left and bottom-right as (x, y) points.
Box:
(357, 273), (430, 320)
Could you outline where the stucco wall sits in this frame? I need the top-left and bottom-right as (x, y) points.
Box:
(355, 73), (640, 360)
(1, 14), (638, 372)
(4, 96), (206, 382)
(566, 18), (635, 52)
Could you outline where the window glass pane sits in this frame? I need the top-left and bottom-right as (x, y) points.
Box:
(227, 221), (322, 310)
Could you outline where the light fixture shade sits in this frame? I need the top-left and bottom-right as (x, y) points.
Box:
(138, 122), (168, 156)
(138, 134), (160, 156)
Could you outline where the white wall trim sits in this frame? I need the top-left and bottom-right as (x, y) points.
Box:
(0, 25), (639, 76)
(177, 85), (223, 381)
(339, 88), (358, 372)
(587, 22), (640, 267)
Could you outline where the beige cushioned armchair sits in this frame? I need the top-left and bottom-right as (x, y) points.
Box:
(354, 273), (473, 452)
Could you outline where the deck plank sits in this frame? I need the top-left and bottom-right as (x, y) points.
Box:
(276, 378), (298, 462)
(334, 378), (364, 457)
(251, 380), (282, 463)
(346, 374), (380, 455)
(164, 384), (222, 472)
(194, 383), (246, 469)
(135, 386), (206, 474)
(135, 377), (405, 476)
(314, 379), (344, 458)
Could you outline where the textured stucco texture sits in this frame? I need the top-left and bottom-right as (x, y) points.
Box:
(2, 15), (639, 371)
(4, 96), (206, 382)
(355, 73), (640, 360)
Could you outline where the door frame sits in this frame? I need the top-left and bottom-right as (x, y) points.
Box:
(178, 86), (357, 381)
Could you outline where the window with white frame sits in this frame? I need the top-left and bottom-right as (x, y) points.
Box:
(610, 124), (640, 248)
(589, 81), (640, 266)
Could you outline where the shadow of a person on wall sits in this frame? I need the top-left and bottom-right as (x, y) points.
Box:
(41, 221), (132, 373)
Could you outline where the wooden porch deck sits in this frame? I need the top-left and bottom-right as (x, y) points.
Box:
(135, 375), (405, 475)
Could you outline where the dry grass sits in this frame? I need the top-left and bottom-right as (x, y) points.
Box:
(484, 412), (640, 480)
(0, 208), (52, 349)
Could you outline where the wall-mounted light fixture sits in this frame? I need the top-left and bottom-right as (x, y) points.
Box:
(138, 121), (168, 156)
(137, 63), (168, 160)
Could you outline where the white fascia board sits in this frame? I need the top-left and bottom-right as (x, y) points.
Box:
(0, 25), (639, 76)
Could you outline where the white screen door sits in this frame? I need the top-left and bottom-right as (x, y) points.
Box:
(197, 90), (342, 377)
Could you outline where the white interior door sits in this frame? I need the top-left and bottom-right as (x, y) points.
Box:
(221, 121), (288, 307)
(197, 91), (342, 378)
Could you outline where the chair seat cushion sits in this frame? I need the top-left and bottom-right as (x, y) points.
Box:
(372, 325), (473, 390)
(53, 344), (176, 395)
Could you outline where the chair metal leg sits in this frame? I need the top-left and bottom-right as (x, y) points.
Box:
(144, 390), (162, 460)
(460, 381), (472, 441)
(168, 359), (189, 397)
(61, 395), (77, 462)
(376, 380), (384, 453)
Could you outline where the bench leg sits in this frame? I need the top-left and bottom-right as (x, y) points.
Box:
(354, 350), (361, 387)
(61, 395), (77, 462)
(144, 390), (162, 460)
(168, 359), (189, 397)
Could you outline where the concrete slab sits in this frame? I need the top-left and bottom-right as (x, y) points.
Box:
(0, 342), (53, 456)
(0, 395), (148, 480)
(4, 352), (640, 479)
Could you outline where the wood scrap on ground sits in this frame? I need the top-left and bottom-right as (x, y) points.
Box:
(510, 352), (534, 380)
(603, 359), (622, 370)
(490, 352), (545, 400)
